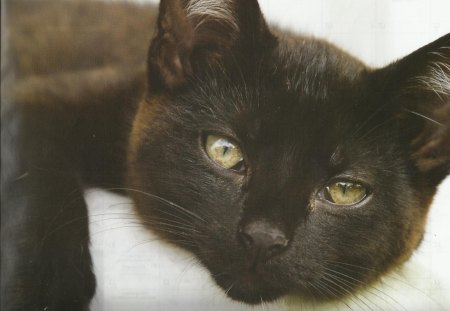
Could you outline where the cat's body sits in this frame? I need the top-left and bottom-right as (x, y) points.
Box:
(3, 1), (150, 309)
(2, 0), (449, 310)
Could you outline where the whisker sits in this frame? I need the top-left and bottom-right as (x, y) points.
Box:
(350, 103), (391, 140)
(260, 295), (267, 311)
(128, 238), (197, 251)
(225, 282), (236, 295)
(353, 116), (397, 142)
(323, 266), (406, 311)
(324, 260), (377, 273)
(48, 187), (86, 227)
(89, 213), (204, 235)
(317, 278), (355, 311)
(379, 272), (444, 308)
(91, 222), (199, 243)
(322, 272), (374, 311)
(106, 187), (206, 223)
(139, 219), (204, 234)
(313, 279), (338, 299)
(402, 107), (443, 126)
(308, 281), (339, 310)
(91, 224), (148, 236)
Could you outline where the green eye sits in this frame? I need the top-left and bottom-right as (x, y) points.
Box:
(205, 135), (244, 170)
(325, 181), (367, 205)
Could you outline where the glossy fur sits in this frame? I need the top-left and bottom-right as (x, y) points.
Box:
(3, 0), (450, 309)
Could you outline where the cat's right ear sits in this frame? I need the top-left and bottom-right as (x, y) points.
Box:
(147, 0), (274, 92)
(371, 34), (450, 184)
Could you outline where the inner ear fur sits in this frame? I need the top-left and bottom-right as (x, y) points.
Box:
(147, 0), (274, 92)
(373, 34), (449, 182)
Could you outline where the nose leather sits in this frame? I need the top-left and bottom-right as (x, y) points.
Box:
(238, 220), (289, 265)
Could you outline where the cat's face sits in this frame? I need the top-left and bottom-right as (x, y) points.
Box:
(128, 0), (450, 304)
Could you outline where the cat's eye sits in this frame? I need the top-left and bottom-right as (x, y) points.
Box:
(324, 181), (367, 205)
(205, 135), (245, 171)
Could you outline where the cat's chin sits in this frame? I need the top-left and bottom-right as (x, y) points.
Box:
(211, 265), (348, 305)
(214, 272), (286, 304)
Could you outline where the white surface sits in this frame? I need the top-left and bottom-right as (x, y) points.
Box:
(90, 1), (450, 310)
(259, 0), (450, 67)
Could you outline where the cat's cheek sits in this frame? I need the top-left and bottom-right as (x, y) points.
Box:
(302, 203), (387, 266)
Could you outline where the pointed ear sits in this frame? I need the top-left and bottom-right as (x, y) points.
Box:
(147, 0), (274, 91)
(374, 34), (449, 183)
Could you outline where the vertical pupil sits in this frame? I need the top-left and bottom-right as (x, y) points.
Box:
(336, 182), (347, 195)
(222, 146), (229, 156)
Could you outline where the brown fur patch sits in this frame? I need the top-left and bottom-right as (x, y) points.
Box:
(127, 95), (172, 184)
(14, 65), (146, 108)
(8, 0), (156, 77)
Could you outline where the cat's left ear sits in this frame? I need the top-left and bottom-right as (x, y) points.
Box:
(373, 34), (449, 183)
(147, 0), (274, 91)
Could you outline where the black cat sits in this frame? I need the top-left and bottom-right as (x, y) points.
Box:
(2, 0), (449, 310)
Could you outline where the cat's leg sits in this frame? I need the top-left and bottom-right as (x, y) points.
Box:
(4, 148), (96, 311)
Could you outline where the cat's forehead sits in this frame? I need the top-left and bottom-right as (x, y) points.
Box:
(274, 36), (367, 96)
(186, 36), (369, 141)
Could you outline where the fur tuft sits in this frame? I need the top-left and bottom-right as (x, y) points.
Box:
(186, 0), (238, 32)
(414, 47), (450, 101)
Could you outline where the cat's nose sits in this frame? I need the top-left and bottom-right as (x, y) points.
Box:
(238, 220), (289, 264)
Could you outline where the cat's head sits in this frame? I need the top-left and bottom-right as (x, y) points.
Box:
(128, 0), (450, 304)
